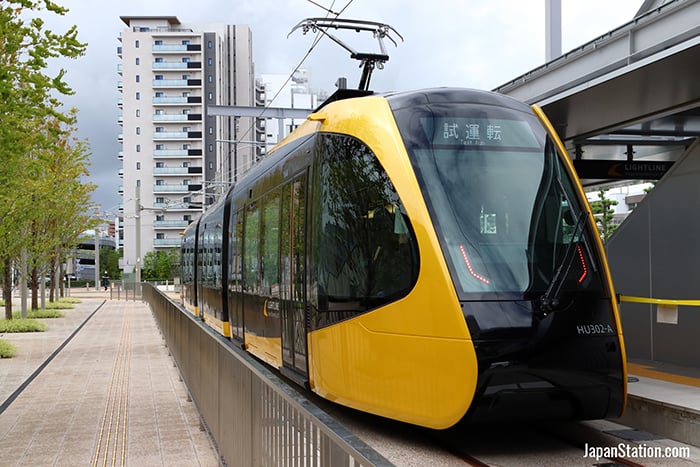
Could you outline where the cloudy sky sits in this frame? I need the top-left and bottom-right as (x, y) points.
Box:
(36, 0), (643, 212)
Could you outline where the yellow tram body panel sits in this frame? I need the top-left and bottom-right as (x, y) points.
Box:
(202, 310), (231, 338)
(307, 298), (476, 429)
(244, 333), (283, 368)
(305, 96), (479, 429)
(184, 303), (199, 317)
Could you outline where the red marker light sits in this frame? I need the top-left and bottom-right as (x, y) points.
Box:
(459, 245), (490, 284)
(577, 245), (588, 283)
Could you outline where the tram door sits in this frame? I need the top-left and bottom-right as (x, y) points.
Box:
(280, 174), (308, 377)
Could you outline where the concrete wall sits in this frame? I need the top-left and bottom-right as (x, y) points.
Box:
(605, 138), (700, 366)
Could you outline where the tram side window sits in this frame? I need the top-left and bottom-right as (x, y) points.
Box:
(314, 134), (419, 313)
(180, 241), (189, 282)
(196, 231), (204, 282)
(188, 244), (195, 282)
(244, 202), (260, 293)
(280, 176), (308, 303)
(209, 229), (216, 286)
(200, 230), (208, 285)
(292, 176), (306, 303)
(229, 211), (243, 291)
(214, 225), (222, 288)
(203, 230), (212, 286)
(208, 229), (216, 286)
(280, 184), (292, 301)
(185, 243), (194, 283)
(261, 191), (280, 296)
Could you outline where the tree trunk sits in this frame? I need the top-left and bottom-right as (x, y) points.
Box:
(49, 258), (55, 303)
(3, 257), (12, 320)
(31, 266), (39, 310)
(58, 252), (65, 299)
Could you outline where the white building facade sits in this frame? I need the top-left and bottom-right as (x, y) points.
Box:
(117, 16), (256, 274)
(259, 70), (326, 146)
(586, 182), (654, 225)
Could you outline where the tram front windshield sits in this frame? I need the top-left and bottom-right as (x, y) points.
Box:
(396, 103), (602, 301)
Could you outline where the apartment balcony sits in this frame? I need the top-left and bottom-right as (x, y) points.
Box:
(153, 166), (203, 175)
(152, 61), (202, 70)
(117, 63), (122, 74)
(153, 131), (203, 140)
(117, 151), (123, 160)
(152, 96), (202, 105)
(118, 168), (124, 178)
(152, 78), (203, 88)
(153, 183), (202, 194)
(117, 46), (122, 57)
(117, 134), (123, 142)
(152, 44), (202, 52)
(117, 98), (123, 107)
(152, 113), (202, 122)
(153, 149), (187, 157)
(154, 219), (191, 229)
(117, 81), (123, 90)
(153, 148), (203, 158)
(153, 202), (201, 211)
(118, 185), (124, 194)
(153, 238), (183, 248)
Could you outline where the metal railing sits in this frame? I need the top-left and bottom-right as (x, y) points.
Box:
(619, 295), (700, 307)
(142, 284), (390, 467)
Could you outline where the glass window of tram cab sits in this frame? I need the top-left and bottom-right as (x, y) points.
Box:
(391, 97), (606, 337)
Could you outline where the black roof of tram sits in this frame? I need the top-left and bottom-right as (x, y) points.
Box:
(313, 87), (531, 114)
(384, 88), (532, 113)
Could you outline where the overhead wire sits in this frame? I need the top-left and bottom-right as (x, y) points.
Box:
(306, 0), (341, 16)
(220, 0), (354, 183)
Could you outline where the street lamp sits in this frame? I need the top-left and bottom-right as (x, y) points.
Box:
(135, 184), (141, 288)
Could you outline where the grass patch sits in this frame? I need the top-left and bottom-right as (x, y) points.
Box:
(1, 296), (80, 307)
(0, 319), (48, 333)
(59, 297), (81, 304)
(0, 339), (16, 358)
(13, 309), (64, 319)
(43, 300), (74, 310)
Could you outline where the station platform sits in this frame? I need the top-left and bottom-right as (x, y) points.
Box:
(0, 290), (220, 466)
(621, 359), (700, 448)
(0, 290), (698, 466)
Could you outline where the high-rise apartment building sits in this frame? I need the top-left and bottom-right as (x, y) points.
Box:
(259, 69), (327, 144)
(117, 16), (258, 275)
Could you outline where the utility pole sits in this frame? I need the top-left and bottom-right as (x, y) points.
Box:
(94, 207), (100, 290)
(135, 183), (141, 287)
(545, 0), (562, 61)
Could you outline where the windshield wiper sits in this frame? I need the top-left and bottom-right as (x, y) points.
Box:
(539, 210), (589, 313)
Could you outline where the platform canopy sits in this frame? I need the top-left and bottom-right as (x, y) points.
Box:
(495, 0), (700, 186)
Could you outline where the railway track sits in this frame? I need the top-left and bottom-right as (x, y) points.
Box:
(309, 392), (699, 466)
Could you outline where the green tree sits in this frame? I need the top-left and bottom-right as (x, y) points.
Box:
(100, 247), (122, 281)
(20, 111), (96, 306)
(590, 189), (619, 243)
(142, 249), (181, 282)
(0, 1), (87, 318)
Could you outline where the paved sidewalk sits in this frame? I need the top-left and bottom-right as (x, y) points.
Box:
(0, 298), (220, 466)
